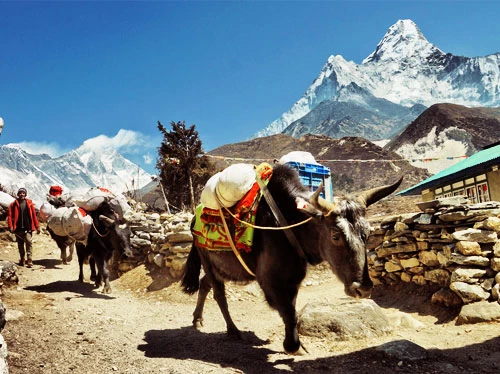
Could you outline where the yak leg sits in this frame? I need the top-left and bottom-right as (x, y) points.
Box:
(67, 242), (75, 263)
(89, 257), (97, 282)
(261, 282), (301, 353)
(76, 244), (86, 282)
(77, 256), (84, 282)
(60, 245), (68, 265)
(192, 275), (211, 328)
(95, 258), (111, 293)
(210, 275), (241, 339)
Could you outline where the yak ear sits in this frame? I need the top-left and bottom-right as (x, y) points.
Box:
(99, 215), (115, 227)
(296, 196), (323, 217)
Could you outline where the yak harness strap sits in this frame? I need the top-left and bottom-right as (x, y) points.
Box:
(217, 206), (256, 277)
(255, 168), (308, 261)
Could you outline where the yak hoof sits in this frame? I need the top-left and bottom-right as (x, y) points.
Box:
(286, 345), (308, 356)
(90, 275), (96, 282)
(193, 318), (203, 329)
(227, 327), (243, 340)
(101, 287), (112, 294)
(283, 339), (302, 355)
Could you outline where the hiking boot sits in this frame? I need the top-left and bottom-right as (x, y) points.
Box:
(26, 259), (33, 268)
(19, 259), (25, 267)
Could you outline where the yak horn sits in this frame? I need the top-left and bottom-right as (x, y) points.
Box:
(99, 215), (115, 226)
(357, 176), (403, 208)
(309, 182), (337, 214)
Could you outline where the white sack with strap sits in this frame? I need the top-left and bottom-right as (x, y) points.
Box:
(200, 163), (256, 209)
(39, 202), (55, 223)
(109, 195), (132, 220)
(47, 207), (92, 242)
(72, 187), (115, 211)
(72, 187), (130, 220)
(200, 172), (222, 209)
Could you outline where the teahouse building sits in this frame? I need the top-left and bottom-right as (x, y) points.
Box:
(398, 142), (500, 202)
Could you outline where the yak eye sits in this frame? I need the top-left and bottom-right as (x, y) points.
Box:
(331, 232), (342, 241)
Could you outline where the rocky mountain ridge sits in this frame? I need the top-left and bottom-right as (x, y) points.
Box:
(255, 19), (500, 143)
(208, 133), (430, 194)
(0, 143), (152, 206)
(385, 104), (500, 174)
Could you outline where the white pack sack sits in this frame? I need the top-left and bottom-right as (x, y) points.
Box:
(109, 195), (132, 220)
(200, 172), (222, 209)
(200, 163), (256, 209)
(216, 163), (256, 207)
(39, 202), (55, 223)
(72, 187), (115, 211)
(47, 207), (92, 241)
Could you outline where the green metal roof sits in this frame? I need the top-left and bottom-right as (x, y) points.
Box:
(398, 143), (500, 196)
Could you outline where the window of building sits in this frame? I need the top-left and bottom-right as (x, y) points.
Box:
(434, 175), (490, 203)
(465, 186), (478, 203)
(477, 182), (490, 202)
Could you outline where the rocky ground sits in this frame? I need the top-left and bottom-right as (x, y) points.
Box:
(1, 201), (500, 374)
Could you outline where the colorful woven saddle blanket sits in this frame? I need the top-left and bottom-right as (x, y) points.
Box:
(192, 163), (273, 253)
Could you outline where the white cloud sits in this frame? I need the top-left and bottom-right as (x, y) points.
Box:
(143, 153), (153, 165)
(10, 141), (69, 157)
(82, 129), (160, 159)
(83, 129), (145, 152)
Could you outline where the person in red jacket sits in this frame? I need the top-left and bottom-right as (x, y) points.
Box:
(7, 188), (40, 268)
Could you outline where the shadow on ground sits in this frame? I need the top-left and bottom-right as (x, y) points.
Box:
(32, 258), (65, 269)
(371, 282), (460, 324)
(138, 325), (500, 374)
(25, 280), (114, 300)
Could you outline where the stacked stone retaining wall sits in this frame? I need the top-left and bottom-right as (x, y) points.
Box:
(120, 204), (194, 280)
(367, 198), (500, 312)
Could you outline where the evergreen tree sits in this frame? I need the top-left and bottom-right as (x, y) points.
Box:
(156, 121), (215, 212)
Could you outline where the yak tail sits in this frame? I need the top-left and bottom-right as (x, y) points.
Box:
(181, 243), (201, 295)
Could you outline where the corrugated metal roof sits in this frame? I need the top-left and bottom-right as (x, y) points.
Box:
(398, 144), (500, 196)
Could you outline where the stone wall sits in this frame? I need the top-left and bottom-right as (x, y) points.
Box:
(119, 202), (194, 280)
(367, 198), (500, 316)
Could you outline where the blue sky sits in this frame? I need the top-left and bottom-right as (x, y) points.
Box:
(1, 1), (499, 174)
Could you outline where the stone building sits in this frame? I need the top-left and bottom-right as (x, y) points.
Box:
(398, 142), (500, 203)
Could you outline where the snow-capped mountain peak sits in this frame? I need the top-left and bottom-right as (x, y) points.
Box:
(0, 142), (152, 207)
(253, 19), (500, 141)
(363, 19), (442, 63)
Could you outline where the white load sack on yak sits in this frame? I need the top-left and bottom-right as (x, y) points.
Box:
(71, 187), (131, 220)
(200, 163), (256, 209)
(47, 206), (93, 242)
(39, 202), (56, 223)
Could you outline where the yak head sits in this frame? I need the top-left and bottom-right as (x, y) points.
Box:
(297, 177), (403, 298)
(97, 202), (134, 258)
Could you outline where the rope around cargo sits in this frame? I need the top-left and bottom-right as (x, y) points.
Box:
(220, 205), (312, 229)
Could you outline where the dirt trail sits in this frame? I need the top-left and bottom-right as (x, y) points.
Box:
(1, 230), (500, 374)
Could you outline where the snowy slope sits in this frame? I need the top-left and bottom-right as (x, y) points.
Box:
(0, 143), (152, 207)
(254, 19), (500, 139)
